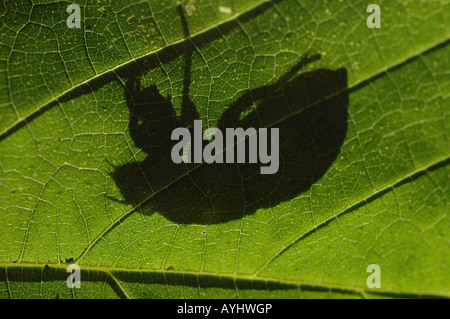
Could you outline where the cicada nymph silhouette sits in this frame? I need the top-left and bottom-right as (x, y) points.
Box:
(110, 5), (349, 224)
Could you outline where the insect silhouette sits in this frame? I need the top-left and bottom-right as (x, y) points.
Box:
(111, 5), (349, 225)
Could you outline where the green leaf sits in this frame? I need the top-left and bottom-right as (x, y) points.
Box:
(0, 0), (449, 299)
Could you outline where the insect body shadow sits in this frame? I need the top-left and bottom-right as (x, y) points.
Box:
(111, 54), (348, 225)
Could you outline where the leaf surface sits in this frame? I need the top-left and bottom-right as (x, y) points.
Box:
(0, 0), (449, 299)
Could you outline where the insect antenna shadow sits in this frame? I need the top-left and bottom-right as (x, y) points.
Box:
(108, 4), (200, 210)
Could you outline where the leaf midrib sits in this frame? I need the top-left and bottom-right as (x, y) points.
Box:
(1, 262), (449, 299)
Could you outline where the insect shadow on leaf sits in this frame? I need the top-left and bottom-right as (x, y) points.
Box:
(110, 5), (349, 225)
